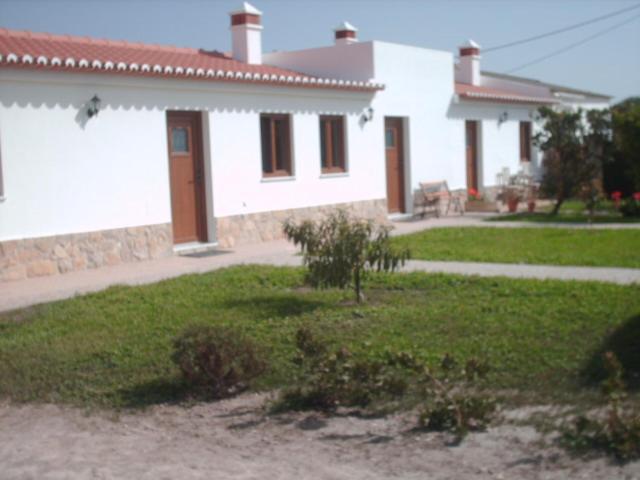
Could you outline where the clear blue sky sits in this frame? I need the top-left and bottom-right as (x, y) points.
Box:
(1, 0), (638, 101)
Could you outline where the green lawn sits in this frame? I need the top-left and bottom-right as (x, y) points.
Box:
(0, 265), (638, 409)
(393, 227), (640, 268)
(489, 200), (640, 224)
(488, 213), (640, 224)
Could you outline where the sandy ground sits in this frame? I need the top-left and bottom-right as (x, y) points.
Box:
(1, 394), (638, 480)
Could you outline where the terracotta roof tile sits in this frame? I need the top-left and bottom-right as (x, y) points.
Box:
(455, 83), (556, 105)
(0, 28), (383, 92)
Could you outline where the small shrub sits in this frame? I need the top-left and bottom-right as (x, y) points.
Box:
(171, 325), (266, 398)
(418, 355), (496, 441)
(278, 327), (495, 442)
(420, 395), (495, 434)
(620, 196), (640, 218)
(279, 327), (410, 411)
(283, 209), (410, 303)
(560, 352), (640, 462)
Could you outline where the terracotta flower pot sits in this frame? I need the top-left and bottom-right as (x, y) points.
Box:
(507, 198), (519, 213)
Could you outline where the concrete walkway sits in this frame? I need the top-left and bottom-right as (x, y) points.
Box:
(1, 215), (638, 313)
(403, 260), (640, 284)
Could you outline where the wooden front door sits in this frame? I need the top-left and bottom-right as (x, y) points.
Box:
(385, 117), (406, 213)
(167, 111), (207, 244)
(465, 120), (479, 191)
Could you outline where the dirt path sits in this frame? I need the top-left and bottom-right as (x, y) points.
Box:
(1, 394), (637, 480)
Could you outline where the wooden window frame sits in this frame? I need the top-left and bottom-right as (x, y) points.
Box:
(520, 121), (532, 163)
(320, 115), (347, 174)
(260, 114), (293, 178)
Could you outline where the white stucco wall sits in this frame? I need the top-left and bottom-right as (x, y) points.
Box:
(448, 101), (537, 188)
(264, 42), (375, 83)
(0, 69), (383, 242)
(268, 40), (549, 208)
(370, 41), (466, 200)
(268, 40), (465, 212)
(0, 74), (171, 241)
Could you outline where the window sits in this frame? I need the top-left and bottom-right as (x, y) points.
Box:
(319, 116), (346, 173)
(260, 114), (292, 177)
(385, 128), (396, 148)
(520, 121), (532, 162)
(171, 127), (189, 153)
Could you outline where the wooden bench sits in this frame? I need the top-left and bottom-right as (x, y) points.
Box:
(414, 181), (465, 218)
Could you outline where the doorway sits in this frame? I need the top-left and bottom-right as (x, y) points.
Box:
(166, 111), (208, 244)
(384, 117), (406, 213)
(465, 120), (479, 192)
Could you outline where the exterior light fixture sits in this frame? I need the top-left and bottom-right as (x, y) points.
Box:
(87, 94), (102, 118)
(361, 107), (374, 123)
(498, 111), (508, 126)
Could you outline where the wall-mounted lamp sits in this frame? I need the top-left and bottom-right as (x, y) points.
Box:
(361, 107), (374, 123)
(498, 111), (508, 126)
(86, 94), (102, 118)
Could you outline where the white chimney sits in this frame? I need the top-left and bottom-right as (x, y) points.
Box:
(458, 39), (481, 86)
(230, 2), (263, 64)
(333, 21), (358, 46)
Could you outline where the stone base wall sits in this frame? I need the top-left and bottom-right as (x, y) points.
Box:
(0, 223), (173, 282)
(215, 199), (389, 248)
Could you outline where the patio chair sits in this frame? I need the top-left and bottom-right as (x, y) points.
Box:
(414, 180), (464, 218)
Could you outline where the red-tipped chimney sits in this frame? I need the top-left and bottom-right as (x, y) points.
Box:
(230, 2), (263, 64)
(458, 39), (481, 86)
(334, 21), (358, 45)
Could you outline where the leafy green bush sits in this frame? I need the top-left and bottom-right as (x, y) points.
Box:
(172, 325), (266, 398)
(620, 197), (640, 218)
(561, 352), (640, 462)
(283, 209), (410, 302)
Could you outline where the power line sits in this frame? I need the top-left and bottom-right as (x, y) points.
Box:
(484, 3), (640, 53)
(506, 12), (640, 74)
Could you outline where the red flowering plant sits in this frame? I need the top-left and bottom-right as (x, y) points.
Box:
(611, 191), (623, 208)
(467, 188), (483, 201)
(634, 192), (640, 201)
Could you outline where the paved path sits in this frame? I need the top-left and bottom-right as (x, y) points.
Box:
(1, 215), (638, 313)
(402, 260), (640, 284)
(390, 213), (640, 236)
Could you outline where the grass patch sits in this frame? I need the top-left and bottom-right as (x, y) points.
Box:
(488, 199), (640, 224)
(0, 265), (639, 409)
(488, 213), (640, 224)
(393, 227), (640, 268)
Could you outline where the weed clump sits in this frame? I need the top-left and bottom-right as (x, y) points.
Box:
(172, 325), (266, 398)
(561, 352), (640, 462)
(277, 326), (495, 440)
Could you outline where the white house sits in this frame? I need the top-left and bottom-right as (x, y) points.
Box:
(0, 2), (610, 282)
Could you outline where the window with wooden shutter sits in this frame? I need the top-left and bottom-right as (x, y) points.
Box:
(319, 116), (346, 173)
(260, 114), (292, 177)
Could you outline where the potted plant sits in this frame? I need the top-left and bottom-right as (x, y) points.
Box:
(502, 187), (521, 213)
(526, 185), (538, 213)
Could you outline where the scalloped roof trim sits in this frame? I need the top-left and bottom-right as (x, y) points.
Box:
(0, 28), (384, 92)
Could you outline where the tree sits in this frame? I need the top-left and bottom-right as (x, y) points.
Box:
(283, 209), (410, 303)
(604, 97), (640, 196)
(534, 106), (612, 216)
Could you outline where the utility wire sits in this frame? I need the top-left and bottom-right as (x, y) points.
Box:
(506, 12), (640, 74)
(484, 3), (640, 53)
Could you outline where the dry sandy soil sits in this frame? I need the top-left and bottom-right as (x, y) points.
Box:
(1, 394), (638, 480)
